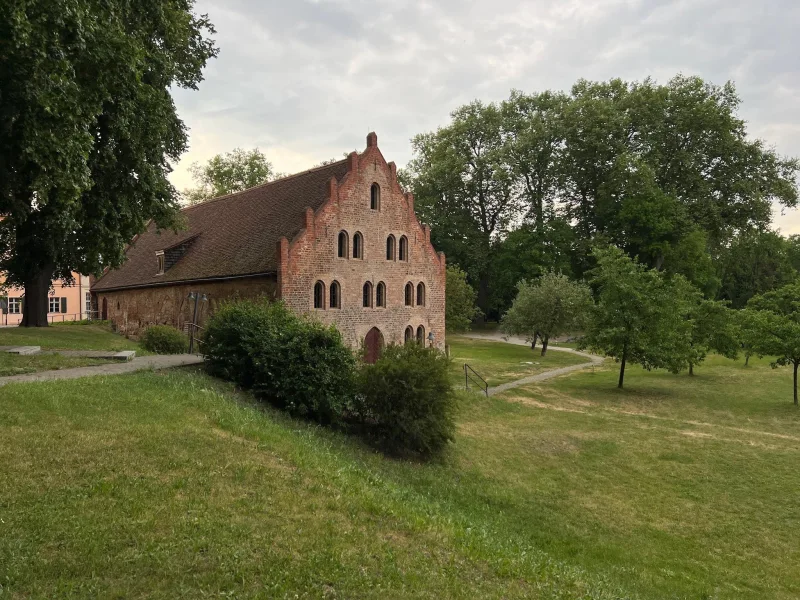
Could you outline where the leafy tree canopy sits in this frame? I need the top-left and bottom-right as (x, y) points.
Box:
(717, 230), (799, 308)
(182, 148), (280, 205)
(405, 75), (799, 316)
(445, 265), (480, 333)
(0, 0), (218, 325)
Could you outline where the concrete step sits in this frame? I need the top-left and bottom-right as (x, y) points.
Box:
(6, 346), (41, 356)
(112, 351), (136, 362)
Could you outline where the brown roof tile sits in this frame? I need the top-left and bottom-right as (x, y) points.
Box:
(92, 159), (350, 291)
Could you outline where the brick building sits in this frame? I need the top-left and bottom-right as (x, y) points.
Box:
(91, 133), (446, 357)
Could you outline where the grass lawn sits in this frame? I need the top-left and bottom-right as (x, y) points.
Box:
(0, 353), (115, 377)
(0, 322), (143, 352)
(447, 334), (588, 387)
(2, 349), (799, 598)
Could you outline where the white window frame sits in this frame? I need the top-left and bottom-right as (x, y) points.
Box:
(156, 250), (165, 275)
(49, 297), (60, 314)
(8, 297), (21, 314)
(85, 292), (92, 316)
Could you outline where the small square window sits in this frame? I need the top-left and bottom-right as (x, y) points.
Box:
(8, 297), (21, 314)
(49, 297), (60, 314)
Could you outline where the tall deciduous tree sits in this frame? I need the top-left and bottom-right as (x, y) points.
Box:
(581, 246), (692, 388)
(182, 148), (279, 205)
(0, 0), (218, 326)
(488, 219), (575, 316)
(716, 230), (798, 309)
(501, 90), (567, 230)
(501, 272), (591, 355)
(408, 102), (519, 312)
(742, 282), (800, 405)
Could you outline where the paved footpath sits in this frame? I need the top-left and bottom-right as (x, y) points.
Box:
(460, 333), (604, 396)
(0, 354), (204, 387)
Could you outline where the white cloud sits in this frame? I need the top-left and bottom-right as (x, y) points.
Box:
(171, 0), (800, 232)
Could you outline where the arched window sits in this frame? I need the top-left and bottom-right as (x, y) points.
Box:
(404, 326), (414, 344)
(353, 232), (364, 259)
(399, 236), (408, 261)
(337, 231), (348, 258)
(417, 282), (425, 307)
(376, 282), (386, 308)
(314, 281), (325, 309)
(404, 282), (414, 306)
(330, 281), (341, 309)
(370, 183), (380, 210)
(362, 282), (373, 308)
(386, 235), (395, 261)
(417, 325), (425, 344)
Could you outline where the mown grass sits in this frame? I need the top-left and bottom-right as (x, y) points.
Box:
(0, 322), (143, 352)
(2, 349), (799, 598)
(447, 335), (587, 386)
(0, 353), (115, 377)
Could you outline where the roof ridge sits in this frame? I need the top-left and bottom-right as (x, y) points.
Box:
(181, 157), (351, 212)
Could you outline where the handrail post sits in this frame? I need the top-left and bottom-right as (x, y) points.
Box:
(464, 363), (468, 391)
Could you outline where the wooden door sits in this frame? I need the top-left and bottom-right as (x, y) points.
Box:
(364, 327), (384, 364)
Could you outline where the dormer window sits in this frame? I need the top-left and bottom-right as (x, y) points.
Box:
(157, 234), (198, 276)
(156, 251), (165, 275)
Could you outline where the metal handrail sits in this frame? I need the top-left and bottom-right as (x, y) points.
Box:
(187, 322), (206, 354)
(464, 363), (489, 397)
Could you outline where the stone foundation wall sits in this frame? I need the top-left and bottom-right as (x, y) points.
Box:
(95, 276), (277, 337)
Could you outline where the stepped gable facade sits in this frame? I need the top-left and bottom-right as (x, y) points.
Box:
(91, 133), (446, 356)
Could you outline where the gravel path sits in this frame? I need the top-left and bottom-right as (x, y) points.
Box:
(459, 333), (603, 396)
(0, 354), (204, 387)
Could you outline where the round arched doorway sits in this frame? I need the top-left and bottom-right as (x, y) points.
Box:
(364, 327), (385, 364)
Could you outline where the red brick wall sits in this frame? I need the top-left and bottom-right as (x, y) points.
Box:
(278, 132), (447, 350)
(96, 276), (276, 337)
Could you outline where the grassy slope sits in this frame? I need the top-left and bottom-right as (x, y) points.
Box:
(0, 323), (142, 352)
(0, 370), (619, 600)
(447, 335), (587, 387)
(1, 348), (799, 598)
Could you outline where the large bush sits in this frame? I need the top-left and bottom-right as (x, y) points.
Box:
(202, 299), (356, 423)
(141, 325), (188, 354)
(357, 343), (456, 457)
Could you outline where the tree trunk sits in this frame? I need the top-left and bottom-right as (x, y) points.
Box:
(541, 336), (549, 356)
(745, 354), (750, 367)
(794, 362), (798, 407)
(689, 363), (694, 376)
(618, 349), (627, 389)
(20, 266), (53, 327)
(530, 331), (538, 350)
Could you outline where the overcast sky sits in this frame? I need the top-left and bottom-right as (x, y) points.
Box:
(170, 0), (800, 234)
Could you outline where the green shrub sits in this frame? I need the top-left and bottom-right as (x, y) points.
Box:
(140, 325), (188, 354)
(202, 299), (356, 423)
(357, 343), (456, 457)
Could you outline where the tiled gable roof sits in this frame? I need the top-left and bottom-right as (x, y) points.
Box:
(92, 159), (350, 291)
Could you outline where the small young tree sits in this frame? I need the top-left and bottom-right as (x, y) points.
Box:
(741, 282), (800, 405)
(581, 246), (692, 388)
(445, 265), (481, 332)
(501, 272), (592, 355)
